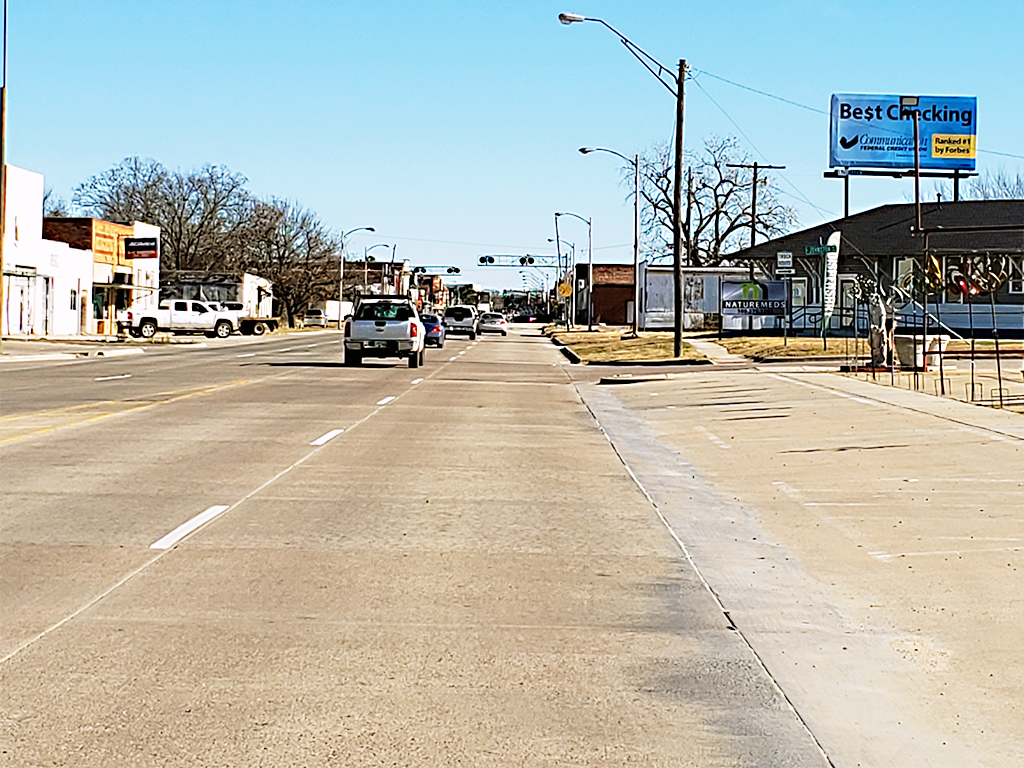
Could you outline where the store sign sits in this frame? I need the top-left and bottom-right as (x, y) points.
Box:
(721, 280), (788, 316)
(829, 94), (977, 170)
(125, 237), (159, 259)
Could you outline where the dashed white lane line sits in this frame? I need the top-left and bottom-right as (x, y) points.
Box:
(377, 396), (396, 405)
(694, 425), (731, 449)
(276, 347), (295, 353)
(311, 428), (344, 446)
(449, 356), (457, 361)
(411, 378), (424, 385)
(95, 374), (131, 381)
(459, 351), (466, 355)
(237, 352), (256, 358)
(150, 505), (231, 550)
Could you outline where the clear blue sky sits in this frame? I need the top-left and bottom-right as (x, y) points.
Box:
(12, 0), (1024, 290)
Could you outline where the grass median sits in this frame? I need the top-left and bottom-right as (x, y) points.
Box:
(547, 328), (705, 363)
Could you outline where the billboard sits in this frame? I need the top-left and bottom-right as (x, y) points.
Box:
(829, 94), (977, 171)
(721, 280), (788, 317)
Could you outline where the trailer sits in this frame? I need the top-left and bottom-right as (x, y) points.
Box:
(159, 271), (279, 335)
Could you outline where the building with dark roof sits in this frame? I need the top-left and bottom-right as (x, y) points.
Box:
(727, 201), (1024, 334)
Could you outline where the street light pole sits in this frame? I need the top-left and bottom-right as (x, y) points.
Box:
(339, 227), (374, 324)
(363, 243), (389, 295)
(556, 213), (591, 329)
(559, 13), (685, 354)
(579, 147), (641, 335)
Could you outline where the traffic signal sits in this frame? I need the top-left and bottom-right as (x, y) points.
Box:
(478, 256), (495, 264)
(519, 256), (535, 265)
(447, 267), (460, 274)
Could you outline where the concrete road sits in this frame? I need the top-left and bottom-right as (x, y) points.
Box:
(1, 329), (826, 766)
(571, 361), (1024, 767)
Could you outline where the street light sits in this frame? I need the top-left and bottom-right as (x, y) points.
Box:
(556, 212), (593, 331)
(364, 243), (389, 293)
(900, 95), (923, 233)
(340, 227), (375, 323)
(580, 147), (641, 335)
(560, 13), (685, 353)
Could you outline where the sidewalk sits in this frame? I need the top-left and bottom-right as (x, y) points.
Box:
(0, 335), (176, 362)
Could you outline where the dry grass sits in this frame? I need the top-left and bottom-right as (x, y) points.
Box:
(549, 329), (704, 363)
(548, 327), (1024, 364)
(714, 336), (852, 359)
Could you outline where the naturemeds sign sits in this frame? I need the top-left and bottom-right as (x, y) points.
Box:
(829, 94), (977, 171)
(721, 281), (788, 317)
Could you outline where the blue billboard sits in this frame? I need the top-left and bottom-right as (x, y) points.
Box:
(829, 94), (977, 171)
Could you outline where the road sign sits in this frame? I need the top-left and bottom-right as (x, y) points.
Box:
(805, 244), (837, 256)
(777, 267), (795, 276)
(557, 282), (573, 298)
(776, 251), (793, 268)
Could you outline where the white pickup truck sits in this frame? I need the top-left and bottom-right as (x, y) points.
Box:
(118, 300), (239, 339)
(343, 295), (425, 368)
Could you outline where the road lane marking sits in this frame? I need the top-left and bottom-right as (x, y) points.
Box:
(459, 351), (466, 355)
(2, 361), (456, 666)
(150, 505), (231, 550)
(411, 378), (424, 385)
(449, 356), (457, 361)
(237, 352), (257, 358)
(94, 374), (131, 381)
(311, 428), (344, 446)
(276, 347), (294, 353)
(694, 425), (730, 449)
(377, 396), (396, 405)
(0, 378), (257, 446)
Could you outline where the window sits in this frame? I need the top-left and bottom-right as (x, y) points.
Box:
(174, 301), (188, 311)
(1010, 256), (1024, 294)
(790, 278), (807, 307)
(70, 290), (77, 310)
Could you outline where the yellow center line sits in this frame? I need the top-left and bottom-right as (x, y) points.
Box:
(0, 378), (257, 445)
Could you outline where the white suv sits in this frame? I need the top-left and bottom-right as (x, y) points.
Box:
(443, 305), (478, 339)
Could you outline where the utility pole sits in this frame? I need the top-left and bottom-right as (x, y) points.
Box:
(672, 59), (686, 358)
(0, 0), (8, 351)
(726, 161), (785, 277)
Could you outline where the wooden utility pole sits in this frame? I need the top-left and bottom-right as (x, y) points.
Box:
(672, 60), (686, 358)
(726, 161), (785, 276)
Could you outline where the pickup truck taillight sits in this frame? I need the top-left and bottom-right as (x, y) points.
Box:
(344, 322), (351, 338)
(410, 323), (418, 337)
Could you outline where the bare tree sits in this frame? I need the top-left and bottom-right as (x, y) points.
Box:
(43, 188), (70, 217)
(232, 199), (343, 326)
(72, 157), (253, 271)
(635, 136), (798, 266)
(935, 167), (1024, 200)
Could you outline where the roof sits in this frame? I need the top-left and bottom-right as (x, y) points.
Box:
(730, 200), (1024, 261)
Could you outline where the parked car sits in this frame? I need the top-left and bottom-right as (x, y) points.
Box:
(303, 308), (328, 328)
(443, 305), (478, 339)
(421, 313), (446, 348)
(117, 300), (238, 339)
(478, 312), (509, 336)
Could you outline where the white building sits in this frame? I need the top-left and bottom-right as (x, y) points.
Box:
(2, 165), (94, 336)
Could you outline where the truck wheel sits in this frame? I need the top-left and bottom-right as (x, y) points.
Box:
(469, 331), (476, 340)
(408, 350), (420, 368)
(346, 351), (362, 367)
(140, 321), (157, 339)
(128, 328), (142, 339)
(251, 322), (267, 336)
(215, 321), (233, 339)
